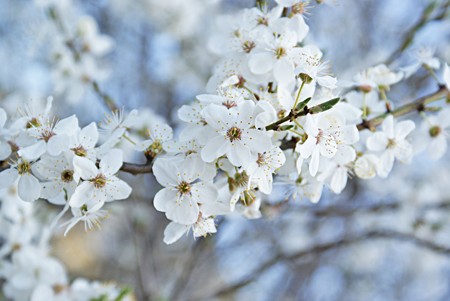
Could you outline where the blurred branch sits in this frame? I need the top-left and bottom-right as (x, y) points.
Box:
(209, 229), (450, 298)
(120, 159), (153, 175)
(385, 1), (450, 65)
(357, 86), (449, 131)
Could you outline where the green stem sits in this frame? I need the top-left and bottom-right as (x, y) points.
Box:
(293, 81), (306, 109)
(362, 92), (367, 120)
(293, 119), (304, 130)
(424, 65), (441, 84)
(123, 134), (136, 145)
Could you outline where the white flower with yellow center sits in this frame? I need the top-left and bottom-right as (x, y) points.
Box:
(135, 123), (173, 159)
(153, 158), (219, 225)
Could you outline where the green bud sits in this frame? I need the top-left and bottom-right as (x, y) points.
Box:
(299, 73), (313, 84)
(279, 125), (294, 131)
(309, 97), (340, 114)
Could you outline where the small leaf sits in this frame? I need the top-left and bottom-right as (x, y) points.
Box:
(279, 125), (294, 131)
(295, 97), (311, 111)
(309, 97), (340, 114)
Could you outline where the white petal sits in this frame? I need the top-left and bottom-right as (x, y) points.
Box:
(317, 76), (337, 89)
(18, 174), (41, 202)
(191, 182), (219, 205)
(166, 195), (199, 225)
(248, 52), (275, 74)
(0, 108), (7, 128)
(427, 135), (447, 161)
(0, 141), (11, 160)
(274, 58), (294, 84)
(330, 167), (348, 194)
(243, 129), (273, 153)
(309, 148), (320, 177)
(338, 125), (359, 144)
(18, 140), (47, 160)
(54, 115), (79, 136)
(0, 169), (19, 190)
(100, 149), (123, 176)
(381, 115), (395, 139)
(154, 188), (178, 212)
(394, 140), (413, 161)
(366, 132), (389, 151)
(153, 158), (182, 186)
(444, 63), (450, 91)
(121, 109), (140, 128)
(47, 134), (70, 156)
(78, 122), (99, 149)
(163, 222), (189, 245)
(201, 135), (229, 163)
(104, 176), (132, 201)
(395, 120), (415, 140)
(227, 140), (251, 167)
(69, 181), (95, 207)
(73, 156), (98, 180)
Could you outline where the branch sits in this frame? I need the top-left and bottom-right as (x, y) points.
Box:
(357, 86), (449, 131)
(385, 1), (450, 65)
(209, 229), (450, 298)
(119, 160), (153, 175)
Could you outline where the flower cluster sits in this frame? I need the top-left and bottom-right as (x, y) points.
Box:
(2, 1), (450, 250)
(0, 100), (133, 236)
(0, 178), (134, 301)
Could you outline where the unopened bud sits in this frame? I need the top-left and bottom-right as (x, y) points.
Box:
(299, 73), (313, 84)
(360, 85), (372, 93)
(429, 126), (441, 137)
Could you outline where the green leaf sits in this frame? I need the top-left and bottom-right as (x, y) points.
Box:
(295, 97), (311, 111)
(309, 97), (340, 114)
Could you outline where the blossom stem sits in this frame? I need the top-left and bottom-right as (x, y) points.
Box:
(293, 119), (304, 130)
(362, 92), (367, 120)
(379, 88), (391, 112)
(289, 129), (305, 138)
(293, 81), (306, 109)
(122, 134), (136, 145)
(419, 111), (433, 127)
(424, 65), (441, 84)
(243, 86), (259, 101)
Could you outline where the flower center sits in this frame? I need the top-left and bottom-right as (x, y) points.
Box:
(275, 47), (287, 59)
(177, 181), (191, 194)
(256, 153), (266, 167)
(387, 138), (396, 149)
(144, 141), (163, 158)
(53, 284), (65, 294)
(429, 126), (441, 137)
(17, 161), (31, 175)
(227, 127), (242, 142)
(292, 2), (310, 15)
(92, 174), (107, 188)
(61, 170), (74, 183)
(72, 145), (88, 157)
(222, 100), (237, 109)
(257, 16), (268, 26)
(26, 118), (41, 129)
(41, 130), (55, 142)
(243, 41), (255, 53)
(235, 75), (246, 88)
(185, 150), (197, 157)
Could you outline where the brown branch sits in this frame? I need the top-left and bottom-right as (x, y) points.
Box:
(119, 160), (153, 175)
(209, 229), (450, 298)
(357, 86), (449, 131)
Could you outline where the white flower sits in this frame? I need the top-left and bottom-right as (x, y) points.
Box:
(341, 64), (403, 91)
(196, 85), (246, 109)
(366, 115), (415, 178)
(69, 121), (99, 162)
(354, 153), (380, 179)
(76, 16), (115, 57)
(18, 115), (79, 160)
(278, 165), (324, 203)
(0, 108), (12, 160)
(241, 6), (283, 30)
(163, 139), (216, 181)
(247, 146), (286, 194)
(70, 149), (132, 208)
(248, 29), (300, 84)
(99, 108), (139, 147)
(345, 90), (386, 121)
(201, 100), (272, 168)
(0, 158), (41, 202)
(177, 101), (214, 144)
(153, 158), (219, 225)
(60, 203), (110, 236)
(135, 122), (173, 159)
(163, 213), (217, 245)
(414, 108), (450, 161)
(317, 145), (355, 193)
(296, 113), (359, 177)
(35, 152), (79, 204)
(401, 46), (440, 78)
(236, 197), (262, 219)
(294, 46), (337, 89)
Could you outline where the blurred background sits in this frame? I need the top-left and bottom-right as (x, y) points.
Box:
(1, 0), (450, 300)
